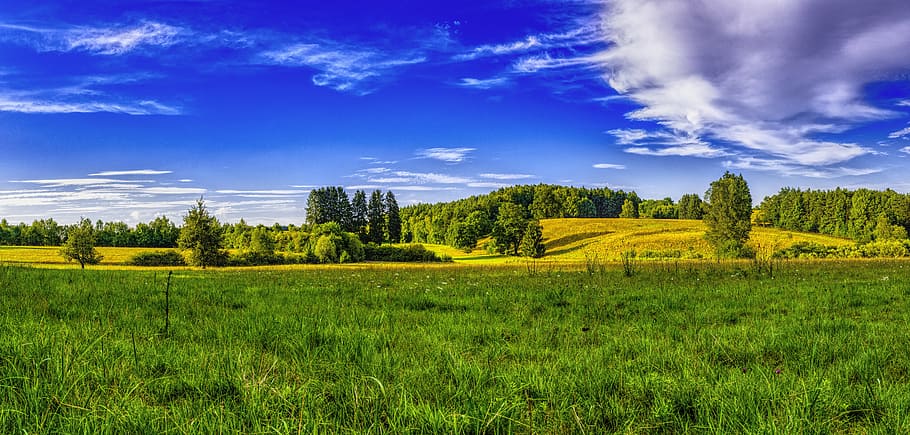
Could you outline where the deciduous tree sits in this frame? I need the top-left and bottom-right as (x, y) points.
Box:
(178, 198), (226, 268)
(704, 172), (753, 257)
(60, 218), (103, 269)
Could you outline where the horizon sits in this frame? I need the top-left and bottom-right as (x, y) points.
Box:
(2, 1), (910, 225)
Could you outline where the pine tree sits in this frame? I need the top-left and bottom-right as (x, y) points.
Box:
(178, 198), (225, 268)
(519, 220), (546, 258)
(367, 190), (385, 244)
(352, 190), (368, 239)
(385, 191), (401, 243)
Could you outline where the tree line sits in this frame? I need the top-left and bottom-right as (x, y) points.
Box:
(757, 187), (910, 243)
(0, 217), (179, 248)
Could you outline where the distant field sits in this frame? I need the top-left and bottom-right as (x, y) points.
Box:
(430, 218), (854, 264)
(0, 219), (858, 267)
(1, 260), (909, 432)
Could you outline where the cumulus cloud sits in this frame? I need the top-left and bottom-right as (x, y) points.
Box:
(415, 147), (475, 163)
(594, 0), (910, 175)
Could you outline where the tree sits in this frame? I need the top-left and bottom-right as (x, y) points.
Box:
(249, 225), (275, 255)
(678, 194), (705, 219)
(385, 191), (401, 243)
(704, 172), (753, 257)
(519, 220), (546, 258)
(351, 190), (368, 239)
(491, 202), (527, 255)
(619, 198), (639, 218)
(367, 190), (385, 244)
(178, 198), (226, 268)
(59, 218), (103, 269)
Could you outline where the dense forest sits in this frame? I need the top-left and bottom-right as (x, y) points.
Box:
(757, 188), (910, 243)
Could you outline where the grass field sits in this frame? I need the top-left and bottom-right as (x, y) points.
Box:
(1, 260), (909, 432)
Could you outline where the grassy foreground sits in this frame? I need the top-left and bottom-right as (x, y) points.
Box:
(1, 260), (909, 433)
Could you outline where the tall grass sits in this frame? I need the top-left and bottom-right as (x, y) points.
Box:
(1, 261), (909, 432)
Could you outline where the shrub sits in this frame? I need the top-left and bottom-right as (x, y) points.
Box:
(227, 251), (285, 266)
(127, 250), (187, 267)
(363, 244), (450, 262)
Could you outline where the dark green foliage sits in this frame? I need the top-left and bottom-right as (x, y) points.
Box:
(759, 187), (910, 243)
(640, 197), (677, 219)
(491, 202), (527, 255)
(127, 250), (187, 266)
(704, 172), (753, 257)
(248, 226), (275, 255)
(363, 244), (449, 262)
(351, 190), (368, 239)
(519, 220), (546, 258)
(368, 190), (385, 244)
(178, 198), (227, 268)
(59, 218), (103, 269)
(306, 187), (352, 230)
(384, 191), (401, 243)
(678, 193), (705, 219)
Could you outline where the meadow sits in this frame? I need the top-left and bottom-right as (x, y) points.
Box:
(1, 259), (909, 433)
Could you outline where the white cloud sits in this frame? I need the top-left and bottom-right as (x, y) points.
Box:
(178, 179), (193, 183)
(1, 21), (183, 55)
(478, 173), (535, 180)
(592, 163), (625, 169)
(90, 169), (172, 176)
(359, 167), (392, 174)
(898, 100), (910, 107)
(889, 124), (910, 139)
(415, 147), (475, 163)
(724, 157), (882, 178)
(370, 171), (472, 184)
(900, 147), (910, 155)
(458, 77), (509, 89)
(215, 189), (309, 196)
(0, 95), (181, 115)
(64, 22), (183, 55)
(11, 178), (141, 187)
(592, 0), (910, 171)
(467, 182), (509, 188)
(455, 25), (601, 61)
(260, 42), (424, 93)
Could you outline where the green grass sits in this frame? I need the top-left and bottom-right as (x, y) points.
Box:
(1, 260), (909, 432)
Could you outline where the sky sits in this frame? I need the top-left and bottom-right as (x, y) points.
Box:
(1, 0), (910, 225)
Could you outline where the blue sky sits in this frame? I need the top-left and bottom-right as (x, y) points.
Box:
(1, 0), (910, 224)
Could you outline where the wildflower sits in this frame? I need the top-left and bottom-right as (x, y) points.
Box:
(774, 368), (782, 375)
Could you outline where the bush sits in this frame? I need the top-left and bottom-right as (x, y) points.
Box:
(363, 244), (451, 262)
(127, 250), (187, 267)
(227, 251), (286, 266)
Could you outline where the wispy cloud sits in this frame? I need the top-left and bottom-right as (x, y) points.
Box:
(889, 124), (910, 139)
(415, 147), (475, 163)
(467, 182), (509, 188)
(594, 0), (910, 172)
(724, 157), (882, 179)
(260, 42), (424, 93)
(89, 169), (172, 176)
(458, 77), (510, 89)
(0, 95), (181, 115)
(0, 21), (184, 55)
(369, 171), (472, 184)
(478, 173), (535, 180)
(592, 163), (625, 170)
(454, 25), (601, 62)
